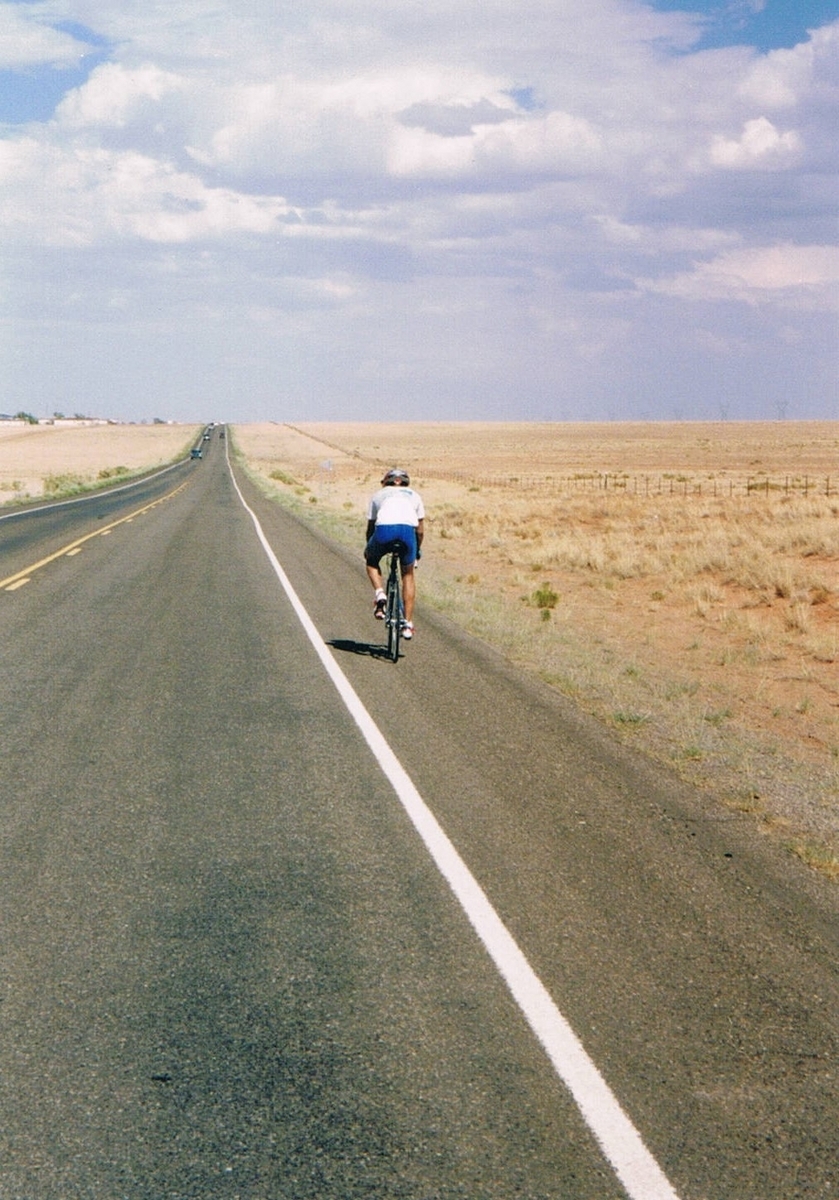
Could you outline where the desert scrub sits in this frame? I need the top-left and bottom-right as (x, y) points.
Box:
(42, 472), (89, 497)
(270, 468), (299, 486)
(612, 711), (651, 727)
(532, 582), (559, 610)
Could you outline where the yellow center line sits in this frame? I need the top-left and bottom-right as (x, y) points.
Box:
(1, 479), (190, 592)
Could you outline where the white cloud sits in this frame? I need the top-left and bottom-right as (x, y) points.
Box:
(0, 4), (90, 68)
(709, 116), (802, 167)
(55, 62), (186, 128)
(0, 136), (291, 244)
(594, 215), (739, 254)
(388, 108), (603, 178)
(645, 244), (839, 306)
(739, 23), (838, 109)
(0, 1), (836, 420)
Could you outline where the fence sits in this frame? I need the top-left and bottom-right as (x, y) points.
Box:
(419, 471), (835, 498)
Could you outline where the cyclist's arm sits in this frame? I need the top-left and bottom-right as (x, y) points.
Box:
(365, 518), (376, 541)
(416, 517), (424, 547)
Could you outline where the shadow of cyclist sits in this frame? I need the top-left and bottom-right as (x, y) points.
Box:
(328, 637), (394, 660)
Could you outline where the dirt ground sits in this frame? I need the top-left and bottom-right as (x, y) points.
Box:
(234, 421), (839, 876)
(0, 422), (198, 503)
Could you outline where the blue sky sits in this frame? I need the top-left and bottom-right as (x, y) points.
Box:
(0, 20), (109, 121)
(0, 0), (836, 423)
(650, 0), (839, 50)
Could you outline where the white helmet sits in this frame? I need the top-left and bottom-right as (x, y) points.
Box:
(382, 467), (410, 486)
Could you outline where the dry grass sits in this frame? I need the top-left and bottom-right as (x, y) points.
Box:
(0, 422), (199, 503)
(235, 421), (839, 871)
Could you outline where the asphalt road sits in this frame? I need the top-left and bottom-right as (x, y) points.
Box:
(0, 433), (836, 1199)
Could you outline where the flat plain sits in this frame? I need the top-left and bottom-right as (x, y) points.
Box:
(0, 422), (198, 504)
(234, 420), (839, 876)
(2, 417), (836, 875)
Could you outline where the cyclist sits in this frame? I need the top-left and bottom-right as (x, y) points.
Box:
(365, 467), (424, 639)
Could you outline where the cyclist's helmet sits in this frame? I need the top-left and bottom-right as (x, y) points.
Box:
(382, 467), (410, 486)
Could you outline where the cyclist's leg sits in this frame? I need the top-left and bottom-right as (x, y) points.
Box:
(395, 528), (418, 623)
(401, 562), (416, 622)
(366, 558), (384, 592)
(365, 535), (386, 588)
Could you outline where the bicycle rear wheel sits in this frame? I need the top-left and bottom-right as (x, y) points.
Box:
(385, 558), (401, 662)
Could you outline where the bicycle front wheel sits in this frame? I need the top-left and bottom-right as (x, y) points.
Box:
(386, 568), (401, 662)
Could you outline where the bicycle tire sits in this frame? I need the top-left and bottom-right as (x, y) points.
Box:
(386, 554), (401, 662)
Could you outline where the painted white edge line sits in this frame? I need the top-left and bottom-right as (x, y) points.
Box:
(229, 461), (682, 1200)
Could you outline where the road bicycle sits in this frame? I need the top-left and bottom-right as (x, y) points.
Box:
(384, 541), (406, 662)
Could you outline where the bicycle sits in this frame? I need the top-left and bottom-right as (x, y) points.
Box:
(384, 540), (406, 662)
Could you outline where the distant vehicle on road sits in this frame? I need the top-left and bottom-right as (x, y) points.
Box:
(190, 448), (202, 459)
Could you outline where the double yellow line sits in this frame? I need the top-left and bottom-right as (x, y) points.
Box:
(1, 479), (190, 593)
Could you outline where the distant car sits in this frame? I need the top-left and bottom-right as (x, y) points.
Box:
(202, 432), (210, 441)
(190, 448), (202, 459)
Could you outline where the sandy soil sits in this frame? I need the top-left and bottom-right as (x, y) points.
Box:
(0, 422), (199, 503)
(235, 421), (839, 875)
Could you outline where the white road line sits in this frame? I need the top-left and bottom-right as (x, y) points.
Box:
(230, 463), (682, 1200)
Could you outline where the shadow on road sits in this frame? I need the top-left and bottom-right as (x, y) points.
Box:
(329, 637), (394, 661)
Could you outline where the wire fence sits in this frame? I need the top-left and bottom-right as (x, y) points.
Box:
(418, 471), (836, 498)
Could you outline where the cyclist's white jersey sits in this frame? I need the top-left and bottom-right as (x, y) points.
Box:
(367, 487), (424, 527)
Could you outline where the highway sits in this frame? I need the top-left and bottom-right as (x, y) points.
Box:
(0, 431), (837, 1198)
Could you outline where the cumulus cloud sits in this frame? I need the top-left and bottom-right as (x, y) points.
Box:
(739, 24), (838, 109)
(709, 116), (802, 167)
(55, 62), (186, 129)
(0, 135), (292, 245)
(388, 109), (603, 178)
(0, 0), (836, 419)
